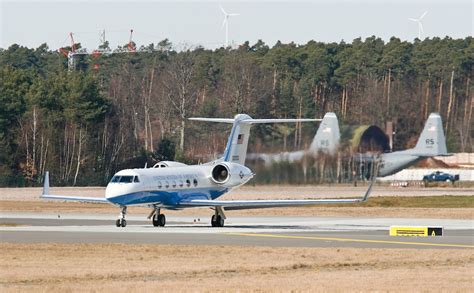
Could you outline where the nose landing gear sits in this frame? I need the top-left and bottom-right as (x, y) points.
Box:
(116, 206), (127, 227)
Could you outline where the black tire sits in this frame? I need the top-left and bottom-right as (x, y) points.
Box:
(121, 219), (127, 227)
(152, 215), (159, 227)
(115, 219), (121, 227)
(216, 215), (224, 227)
(158, 214), (166, 227)
(211, 215), (217, 227)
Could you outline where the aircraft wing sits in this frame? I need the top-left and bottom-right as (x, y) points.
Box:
(41, 194), (109, 203)
(40, 171), (110, 204)
(179, 180), (374, 210)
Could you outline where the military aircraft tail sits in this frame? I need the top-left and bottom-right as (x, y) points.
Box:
(412, 113), (448, 156)
(308, 112), (340, 155)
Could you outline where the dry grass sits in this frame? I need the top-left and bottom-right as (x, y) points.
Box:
(1, 243), (473, 292)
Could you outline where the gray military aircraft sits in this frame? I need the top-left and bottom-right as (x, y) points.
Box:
(246, 112), (340, 164)
(377, 113), (449, 177)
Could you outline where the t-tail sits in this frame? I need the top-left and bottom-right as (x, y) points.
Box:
(189, 114), (321, 165)
(411, 113), (448, 156)
(308, 112), (340, 155)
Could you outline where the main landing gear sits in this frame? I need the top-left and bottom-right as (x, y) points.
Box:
(149, 207), (166, 227)
(211, 207), (226, 227)
(116, 206), (127, 227)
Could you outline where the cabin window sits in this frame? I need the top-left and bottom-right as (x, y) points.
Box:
(186, 179), (191, 187)
(164, 181), (169, 188)
(193, 178), (198, 187)
(133, 176), (140, 183)
(119, 176), (134, 183)
(172, 181), (177, 188)
(158, 181), (162, 189)
(179, 180), (183, 187)
(110, 176), (121, 183)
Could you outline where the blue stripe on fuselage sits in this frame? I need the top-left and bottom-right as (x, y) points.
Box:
(223, 121), (238, 162)
(106, 187), (228, 206)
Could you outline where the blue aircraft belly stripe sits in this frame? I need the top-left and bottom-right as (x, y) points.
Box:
(107, 187), (228, 206)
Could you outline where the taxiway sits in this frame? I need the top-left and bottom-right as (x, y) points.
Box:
(1, 213), (472, 249)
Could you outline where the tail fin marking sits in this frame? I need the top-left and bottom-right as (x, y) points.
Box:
(413, 113), (448, 155)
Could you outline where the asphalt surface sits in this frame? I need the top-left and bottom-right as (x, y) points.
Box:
(1, 213), (473, 249)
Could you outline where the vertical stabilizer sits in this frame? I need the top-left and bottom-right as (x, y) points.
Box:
(413, 113), (448, 155)
(222, 114), (252, 165)
(309, 112), (340, 155)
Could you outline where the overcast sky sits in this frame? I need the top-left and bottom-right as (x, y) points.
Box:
(1, 0), (472, 50)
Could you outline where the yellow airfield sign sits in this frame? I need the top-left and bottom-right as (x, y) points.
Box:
(389, 226), (443, 237)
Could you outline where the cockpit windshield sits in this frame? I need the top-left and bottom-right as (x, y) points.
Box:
(119, 176), (134, 183)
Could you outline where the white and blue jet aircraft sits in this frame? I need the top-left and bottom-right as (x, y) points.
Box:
(41, 114), (375, 228)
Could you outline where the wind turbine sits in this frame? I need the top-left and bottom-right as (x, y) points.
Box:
(220, 5), (239, 47)
(409, 11), (428, 40)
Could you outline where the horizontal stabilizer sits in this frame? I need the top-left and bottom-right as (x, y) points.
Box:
(189, 117), (321, 124)
(245, 118), (321, 124)
(188, 118), (235, 123)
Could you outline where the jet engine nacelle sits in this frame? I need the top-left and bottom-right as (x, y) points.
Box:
(210, 162), (253, 186)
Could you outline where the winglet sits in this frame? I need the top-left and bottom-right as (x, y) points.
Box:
(42, 171), (50, 196)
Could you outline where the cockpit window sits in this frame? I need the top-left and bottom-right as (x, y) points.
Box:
(119, 176), (134, 183)
(133, 176), (140, 183)
(111, 176), (121, 183)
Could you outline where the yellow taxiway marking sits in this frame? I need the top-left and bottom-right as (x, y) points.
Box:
(225, 233), (474, 249)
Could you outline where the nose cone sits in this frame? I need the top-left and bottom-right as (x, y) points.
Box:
(105, 182), (124, 199)
(105, 183), (114, 199)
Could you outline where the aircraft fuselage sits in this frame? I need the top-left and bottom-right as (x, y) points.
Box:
(105, 162), (253, 207)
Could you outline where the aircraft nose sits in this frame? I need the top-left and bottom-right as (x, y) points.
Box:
(105, 183), (114, 199)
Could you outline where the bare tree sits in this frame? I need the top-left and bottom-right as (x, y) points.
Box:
(163, 50), (197, 151)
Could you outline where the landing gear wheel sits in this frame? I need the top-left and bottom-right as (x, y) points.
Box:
(211, 215), (217, 227)
(152, 213), (166, 227)
(211, 215), (224, 227)
(152, 214), (159, 227)
(158, 214), (166, 227)
(216, 215), (225, 227)
(116, 219), (126, 227)
(116, 206), (127, 228)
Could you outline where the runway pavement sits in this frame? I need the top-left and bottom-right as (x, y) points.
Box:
(1, 213), (473, 249)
